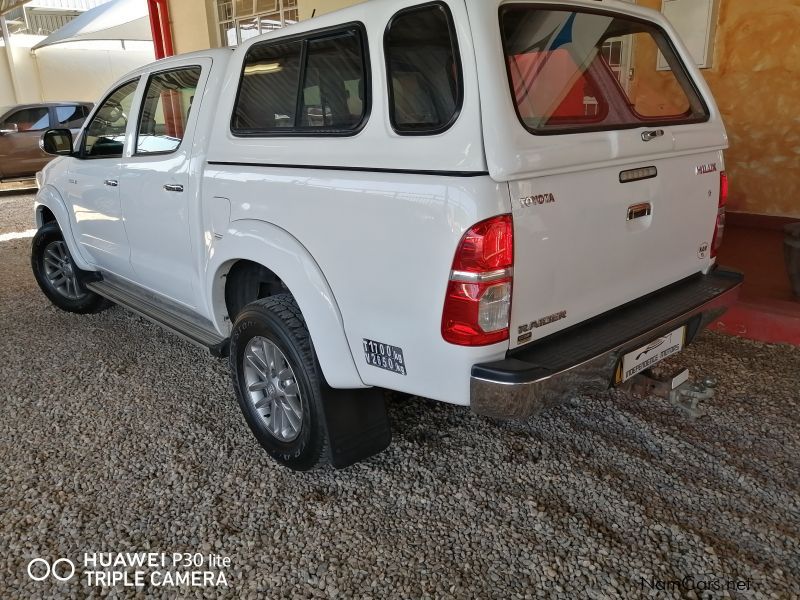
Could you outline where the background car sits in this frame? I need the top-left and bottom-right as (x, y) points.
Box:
(0, 102), (93, 182)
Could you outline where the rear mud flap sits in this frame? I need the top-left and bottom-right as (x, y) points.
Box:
(322, 385), (391, 469)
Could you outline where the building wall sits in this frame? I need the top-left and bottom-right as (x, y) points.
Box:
(0, 46), (13, 106)
(0, 36), (154, 104)
(637, 0), (800, 218)
(0, 36), (41, 104)
(35, 42), (155, 101)
(167, 0), (217, 54)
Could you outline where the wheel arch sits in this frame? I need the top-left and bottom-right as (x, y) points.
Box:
(34, 185), (94, 271)
(207, 219), (366, 389)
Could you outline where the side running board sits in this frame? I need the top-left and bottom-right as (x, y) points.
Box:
(85, 279), (230, 357)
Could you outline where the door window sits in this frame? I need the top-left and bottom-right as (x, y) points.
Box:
(136, 66), (202, 154)
(2, 107), (51, 132)
(56, 105), (90, 128)
(384, 2), (463, 135)
(83, 80), (139, 158)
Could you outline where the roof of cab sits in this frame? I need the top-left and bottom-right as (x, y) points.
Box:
(121, 47), (235, 79)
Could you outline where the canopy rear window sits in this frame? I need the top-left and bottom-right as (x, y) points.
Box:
(499, 6), (709, 134)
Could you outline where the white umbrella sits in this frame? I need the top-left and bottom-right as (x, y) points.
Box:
(31, 0), (150, 50)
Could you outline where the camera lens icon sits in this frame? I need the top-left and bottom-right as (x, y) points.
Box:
(27, 558), (75, 582)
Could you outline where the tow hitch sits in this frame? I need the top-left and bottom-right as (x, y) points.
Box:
(622, 368), (717, 418)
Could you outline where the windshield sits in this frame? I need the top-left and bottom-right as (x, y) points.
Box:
(500, 6), (709, 134)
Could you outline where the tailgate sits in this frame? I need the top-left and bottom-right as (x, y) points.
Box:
(465, 1), (729, 348)
(509, 149), (723, 348)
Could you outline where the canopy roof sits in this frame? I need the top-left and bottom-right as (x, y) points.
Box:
(0, 1), (27, 14)
(31, 0), (150, 50)
(2, 0), (111, 17)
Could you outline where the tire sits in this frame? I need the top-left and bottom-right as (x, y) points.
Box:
(229, 294), (330, 471)
(30, 222), (110, 314)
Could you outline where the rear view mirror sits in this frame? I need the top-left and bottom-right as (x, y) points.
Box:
(0, 123), (18, 135)
(40, 128), (74, 156)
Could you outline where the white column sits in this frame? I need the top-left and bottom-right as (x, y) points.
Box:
(0, 15), (20, 103)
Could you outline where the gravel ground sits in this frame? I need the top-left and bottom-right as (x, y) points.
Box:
(0, 188), (37, 235)
(0, 191), (798, 599)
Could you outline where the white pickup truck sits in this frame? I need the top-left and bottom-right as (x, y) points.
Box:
(32, 0), (742, 470)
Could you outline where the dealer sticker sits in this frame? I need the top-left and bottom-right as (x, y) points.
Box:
(617, 326), (686, 383)
(363, 339), (406, 375)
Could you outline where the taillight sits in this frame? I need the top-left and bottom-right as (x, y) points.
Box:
(442, 215), (513, 346)
(711, 171), (728, 258)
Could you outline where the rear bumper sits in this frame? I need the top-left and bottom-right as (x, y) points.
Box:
(470, 268), (744, 419)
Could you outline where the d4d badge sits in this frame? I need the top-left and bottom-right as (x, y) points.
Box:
(698, 242), (709, 259)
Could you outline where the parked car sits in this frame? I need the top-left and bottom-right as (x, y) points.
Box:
(0, 102), (92, 183)
(31, 0), (742, 470)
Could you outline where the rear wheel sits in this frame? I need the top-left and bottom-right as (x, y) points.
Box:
(31, 222), (109, 314)
(229, 294), (330, 471)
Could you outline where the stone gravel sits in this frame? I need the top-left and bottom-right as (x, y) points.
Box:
(0, 191), (798, 599)
(0, 188), (37, 235)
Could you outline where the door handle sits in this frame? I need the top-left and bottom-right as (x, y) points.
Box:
(627, 202), (652, 221)
(104, 179), (118, 187)
(163, 184), (184, 193)
(641, 129), (665, 142)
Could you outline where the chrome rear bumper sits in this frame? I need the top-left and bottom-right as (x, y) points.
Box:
(470, 268), (743, 419)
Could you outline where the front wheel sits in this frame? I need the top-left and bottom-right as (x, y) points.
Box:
(229, 295), (330, 471)
(31, 222), (110, 314)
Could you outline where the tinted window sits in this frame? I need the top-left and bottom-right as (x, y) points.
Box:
(233, 40), (302, 131)
(232, 26), (368, 134)
(83, 79), (139, 158)
(300, 33), (366, 129)
(500, 7), (709, 134)
(3, 107), (51, 131)
(56, 105), (90, 128)
(137, 66), (202, 154)
(385, 3), (462, 134)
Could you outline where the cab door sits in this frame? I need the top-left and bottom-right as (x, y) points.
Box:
(66, 79), (141, 277)
(118, 61), (208, 308)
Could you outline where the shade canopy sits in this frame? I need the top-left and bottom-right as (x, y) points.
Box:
(31, 0), (150, 50)
(0, 1), (27, 15)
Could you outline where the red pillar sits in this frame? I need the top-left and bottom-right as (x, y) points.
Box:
(147, 0), (174, 59)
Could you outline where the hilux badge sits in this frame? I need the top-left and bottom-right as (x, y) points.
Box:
(695, 163), (717, 175)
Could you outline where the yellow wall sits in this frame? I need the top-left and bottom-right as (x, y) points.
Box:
(167, 0), (218, 54)
(638, 0), (800, 218)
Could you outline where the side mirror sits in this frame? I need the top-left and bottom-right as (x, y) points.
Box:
(40, 128), (74, 156)
(0, 123), (18, 135)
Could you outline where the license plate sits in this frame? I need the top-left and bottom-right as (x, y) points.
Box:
(616, 326), (686, 384)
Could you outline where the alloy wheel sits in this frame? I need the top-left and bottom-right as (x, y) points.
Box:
(243, 336), (303, 442)
(42, 240), (86, 300)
